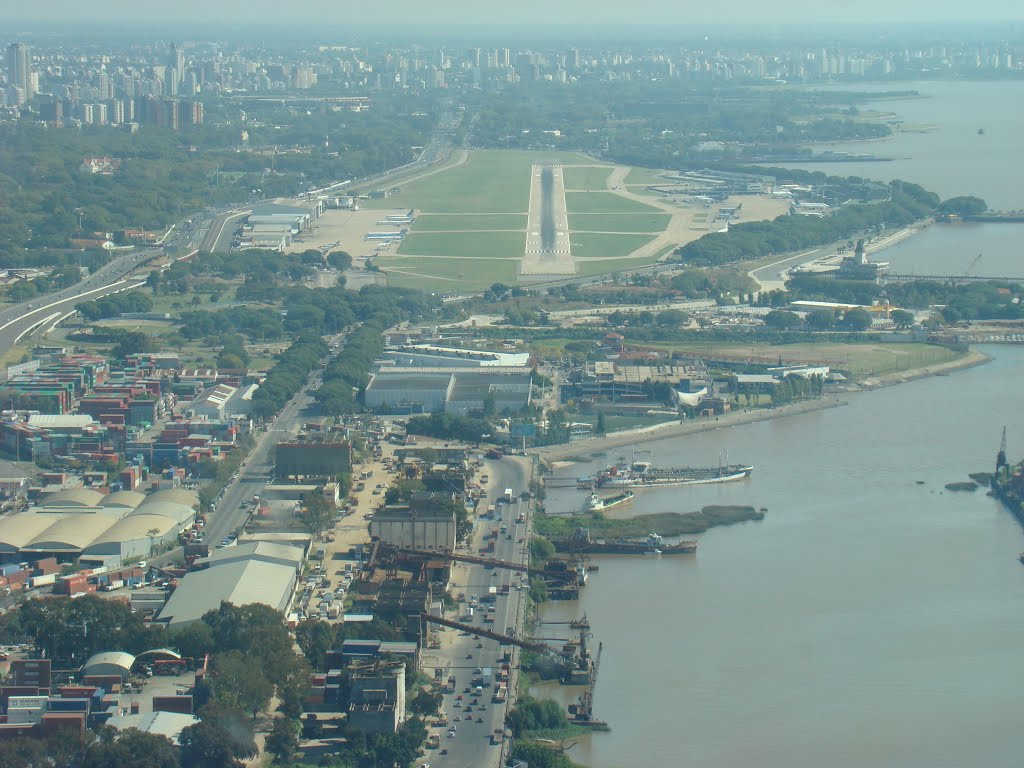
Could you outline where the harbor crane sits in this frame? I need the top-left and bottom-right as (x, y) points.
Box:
(964, 252), (983, 277)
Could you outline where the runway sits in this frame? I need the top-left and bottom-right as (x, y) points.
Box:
(521, 163), (576, 277)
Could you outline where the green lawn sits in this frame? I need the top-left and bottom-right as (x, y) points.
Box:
(379, 256), (519, 291)
(562, 166), (615, 190)
(625, 167), (669, 185)
(636, 340), (961, 379)
(411, 214), (527, 232)
(397, 231), (526, 258)
(568, 233), (657, 259)
(564, 192), (662, 214)
(362, 150), (589, 214)
(568, 213), (671, 233)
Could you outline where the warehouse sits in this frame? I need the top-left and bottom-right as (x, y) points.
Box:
(364, 369), (531, 416)
(0, 489), (197, 565)
(364, 373), (453, 413)
(156, 541), (304, 627)
(185, 384), (238, 420)
(81, 651), (135, 682)
(380, 344), (531, 369)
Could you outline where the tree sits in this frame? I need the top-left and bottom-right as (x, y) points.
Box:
(806, 309), (836, 331)
(408, 688), (444, 718)
(843, 308), (873, 331)
(656, 309), (690, 327)
(937, 196), (987, 217)
(207, 651), (274, 718)
(179, 714), (255, 768)
(327, 250), (352, 270)
(595, 411), (607, 435)
(265, 718), (300, 765)
(764, 310), (801, 330)
(891, 309), (915, 329)
(300, 492), (334, 537)
(81, 727), (180, 768)
(295, 619), (335, 670)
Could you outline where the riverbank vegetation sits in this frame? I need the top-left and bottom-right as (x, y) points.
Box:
(508, 696), (586, 740)
(535, 504), (764, 540)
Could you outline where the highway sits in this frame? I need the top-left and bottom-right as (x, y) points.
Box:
(0, 249), (167, 361)
(422, 455), (534, 768)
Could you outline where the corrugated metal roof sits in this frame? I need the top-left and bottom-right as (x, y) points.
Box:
(82, 651), (136, 673)
(157, 559), (296, 627)
(37, 489), (106, 508)
(104, 491), (147, 508)
(26, 415), (96, 429)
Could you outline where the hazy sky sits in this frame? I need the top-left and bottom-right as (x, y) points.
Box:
(7, 0), (1024, 27)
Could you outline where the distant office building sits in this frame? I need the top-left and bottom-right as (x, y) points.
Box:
(6, 43), (34, 101)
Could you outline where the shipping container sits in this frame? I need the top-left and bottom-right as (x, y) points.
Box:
(29, 573), (57, 588)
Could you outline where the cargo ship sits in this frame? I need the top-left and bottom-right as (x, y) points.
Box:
(585, 490), (634, 512)
(588, 453), (753, 489)
(553, 527), (696, 555)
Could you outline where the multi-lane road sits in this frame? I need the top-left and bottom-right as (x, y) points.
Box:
(0, 249), (170, 361)
(198, 335), (341, 549)
(422, 455), (534, 768)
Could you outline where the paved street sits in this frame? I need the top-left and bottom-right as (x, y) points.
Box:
(420, 456), (533, 768)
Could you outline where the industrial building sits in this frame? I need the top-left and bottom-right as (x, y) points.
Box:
(80, 652), (135, 682)
(0, 489), (197, 566)
(369, 494), (458, 551)
(275, 440), (352, 479)
(572, 361), (712, 404)
(184, 384), (238, 420)
(155, 540), (305, 627)
(347, 662), (406, 734)
(380, 344), (530, 369)
(364, 369), (531, 415)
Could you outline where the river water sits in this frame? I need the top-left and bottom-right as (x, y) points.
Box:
(784, 80), (1024, 279)
(537, 81), (1024, 767)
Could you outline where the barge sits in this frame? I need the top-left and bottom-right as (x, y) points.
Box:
(585, 490), (634, 512)
(586, 453), (752, 490)
(554, 527), (696, 556)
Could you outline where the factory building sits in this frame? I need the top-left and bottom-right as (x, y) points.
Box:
(369, 493), (458, 551)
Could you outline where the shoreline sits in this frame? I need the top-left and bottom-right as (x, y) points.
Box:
(536, 348), (990, 462)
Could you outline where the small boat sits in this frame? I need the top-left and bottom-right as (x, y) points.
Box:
(978, 128), (985, 135)
(585, 491), (634, 512)
(644, 549), (662, 556)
